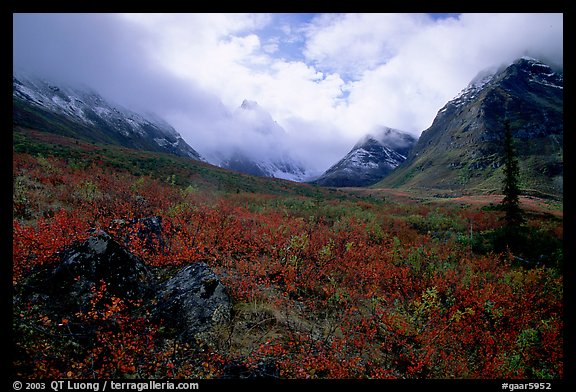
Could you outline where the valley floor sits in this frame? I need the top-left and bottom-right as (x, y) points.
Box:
(12, 129), (564, 380)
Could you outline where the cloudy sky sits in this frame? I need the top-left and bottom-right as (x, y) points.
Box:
(13, 13), (563, 174)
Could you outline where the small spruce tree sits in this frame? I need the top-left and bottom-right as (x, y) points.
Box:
(500, 120), (525, 231)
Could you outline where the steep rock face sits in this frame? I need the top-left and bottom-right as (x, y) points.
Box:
(378, 57), (563, 198)
(313, 127), (416, 187)
(13, 73), (204, 161)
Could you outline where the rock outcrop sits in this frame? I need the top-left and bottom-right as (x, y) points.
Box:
(154, 262), (232, 341)
(15, 227), (231, 344)
(18, 230), (156, 316)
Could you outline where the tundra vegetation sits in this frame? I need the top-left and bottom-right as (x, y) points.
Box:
(12, 129), (563, 379)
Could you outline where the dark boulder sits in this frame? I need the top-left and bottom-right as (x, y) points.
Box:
(110, 215), (166, 253)
(131, 216), (165, 252)
(17, 230), (156, 317)
(15, 229), (231, 349)
(50, 230), (156, 301)
(154, 262), (232, 341)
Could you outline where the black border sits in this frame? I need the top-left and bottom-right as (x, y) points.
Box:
(6, 4), (573, 391)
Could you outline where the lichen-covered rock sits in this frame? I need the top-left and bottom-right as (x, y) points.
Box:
(154, 262), (232, 341)
(135, 216), (164, 250)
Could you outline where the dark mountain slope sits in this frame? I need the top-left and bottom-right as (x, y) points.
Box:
(377, 57), (563, 199)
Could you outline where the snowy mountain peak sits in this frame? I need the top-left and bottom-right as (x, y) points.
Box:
(202, 99), (310, 181)
(313, 127), (416, 187)
(438, 57), (562, 116)
(356, 126), (416, 156)
(240, 99), (259, 110)
(13, 72), (204, 161)
(511, 57), (563, 90)
(442, 70), (498, 112)
(232, 99), (282, 137)
(380, 57), (563, 196)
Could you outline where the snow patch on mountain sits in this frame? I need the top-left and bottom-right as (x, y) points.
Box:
(204, 99), (311, 181)
(438, 57), (563, 116)
(441, 68), (498, 113)
(313, 126), (416, 187)
(13, 71), (205, 161)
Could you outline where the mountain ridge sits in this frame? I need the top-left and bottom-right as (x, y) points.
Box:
(312, 127), (416, 187)
(12, 57), (562, 195)
(375, 57), (563, 199)
(13, 73), (204, 161)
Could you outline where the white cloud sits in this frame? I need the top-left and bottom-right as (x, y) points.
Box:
(262, 37), (280, 54)
(303, 13), (431, 77)
(14, 13), (563, 174)
(301, 12), (563, 135)
(116, 13), (566, 171)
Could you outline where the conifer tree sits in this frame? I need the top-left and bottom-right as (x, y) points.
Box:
(500, 120), (525, 230)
